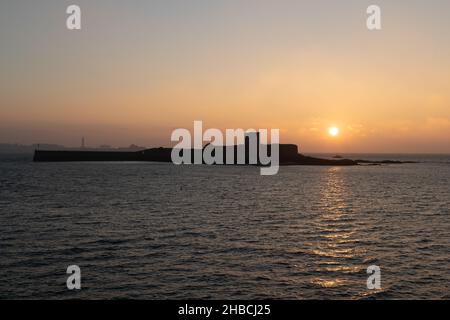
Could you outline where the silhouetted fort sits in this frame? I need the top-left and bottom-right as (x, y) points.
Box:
(33, 132), (357, 166)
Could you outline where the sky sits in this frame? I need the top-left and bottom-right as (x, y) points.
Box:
(1, 0), (450, 153)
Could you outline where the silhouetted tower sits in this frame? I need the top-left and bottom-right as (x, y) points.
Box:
(81, 137), (85, 148)
(245, 131), (260, 164)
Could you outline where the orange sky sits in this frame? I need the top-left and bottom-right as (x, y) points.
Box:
(1, 1), (449, 153)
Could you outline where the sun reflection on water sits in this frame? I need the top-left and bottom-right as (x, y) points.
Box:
(310, 167), (364, 291)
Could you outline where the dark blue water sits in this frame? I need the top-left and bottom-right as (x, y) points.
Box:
(0, 154), (449, 299)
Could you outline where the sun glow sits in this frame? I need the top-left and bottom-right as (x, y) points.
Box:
(328, 127), (340, 137)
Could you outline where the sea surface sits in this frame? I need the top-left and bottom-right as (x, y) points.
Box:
(0, 153), (449, 299)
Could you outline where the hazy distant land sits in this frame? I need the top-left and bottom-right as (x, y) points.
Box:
(0, 143), (147, 154)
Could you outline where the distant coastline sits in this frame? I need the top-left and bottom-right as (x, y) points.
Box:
(0, 143), (147, 154)
(3, 143), (449, 165)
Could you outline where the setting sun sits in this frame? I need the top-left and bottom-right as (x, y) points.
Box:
(328, 127), (340, 137)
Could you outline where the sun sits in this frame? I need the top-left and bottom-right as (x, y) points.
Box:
(328, 127), (340, 137)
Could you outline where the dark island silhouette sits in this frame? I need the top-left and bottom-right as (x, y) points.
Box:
(33, 134), (415, 166)
(34, 144), (356, 165)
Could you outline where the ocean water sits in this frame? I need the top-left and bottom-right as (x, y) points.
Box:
(0, 154), (449, 299)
